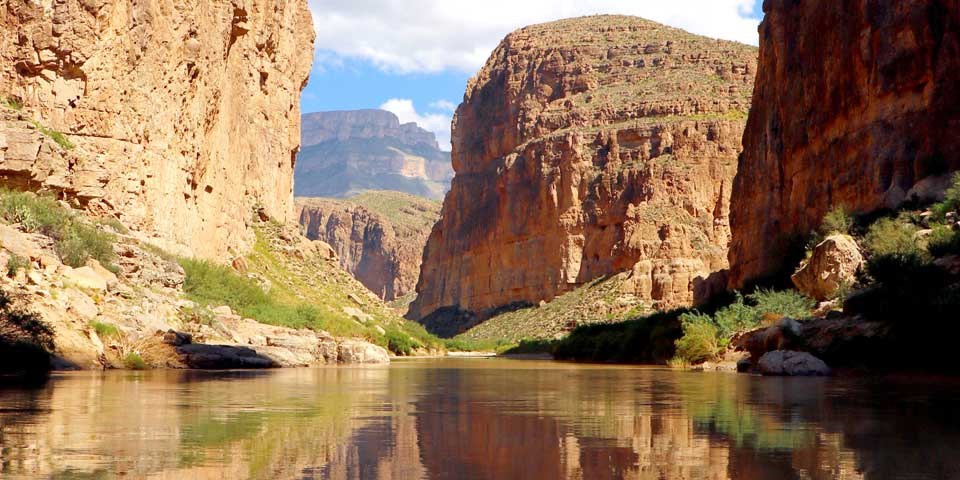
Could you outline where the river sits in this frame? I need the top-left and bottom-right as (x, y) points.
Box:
(0, 358), (958, 479)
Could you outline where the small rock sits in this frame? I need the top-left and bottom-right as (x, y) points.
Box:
(231, 256), (248, 273)
(757, 350), (830, 376)
(162, 330), (193, 346)
(211, 305), (233, 316)
(337, 339), (389, 364)
(342, 306), (372, 323)
(348, 293), (365, 306)
(374, 325), (386, 335)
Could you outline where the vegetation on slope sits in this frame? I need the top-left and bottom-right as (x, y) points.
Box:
(180, 222), (442, 356)
(0, 190), (117, 271)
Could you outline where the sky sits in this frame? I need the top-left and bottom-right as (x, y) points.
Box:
(302, 0), (766, 150)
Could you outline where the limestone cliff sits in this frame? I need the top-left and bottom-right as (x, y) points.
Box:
(296, 110), (453, 200)
(0, 0), (314, 258)
(409, 16), (756, 328)
(297, 191), (440, 301)
(728, 0), (960, 288)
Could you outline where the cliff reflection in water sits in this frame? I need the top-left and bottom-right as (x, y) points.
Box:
(1, 359), (959, 479)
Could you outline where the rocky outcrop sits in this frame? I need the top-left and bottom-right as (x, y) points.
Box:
(296, 110), (453, 199)
(410, 16), (756, 326)
(297, 192), (441, 301)
(757, 350), (831, 376)
(0, 0), (314, 258)
(792, 235), (864, 301)
(728, 0), (960, 288)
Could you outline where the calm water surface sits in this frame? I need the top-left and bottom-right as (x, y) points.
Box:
(1, 358), (959, 479)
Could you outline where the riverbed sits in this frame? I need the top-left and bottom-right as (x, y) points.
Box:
(1, 358), (958, 479)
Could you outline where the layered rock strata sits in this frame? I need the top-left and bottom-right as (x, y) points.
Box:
(297, 192), (441, 301)
(728, 0), (960, 287)
(0, 0), (314, 258)
(409, 16), (757, 327)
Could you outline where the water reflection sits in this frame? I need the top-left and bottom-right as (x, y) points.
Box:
(1, 359), (959, 479)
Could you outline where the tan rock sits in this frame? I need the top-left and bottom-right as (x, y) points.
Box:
(62, 266), (107, 291)
(0, 0), (315, 260)
(337, 339), (390, 364)
(85, 259), (118, 287)
(410, 16), (756, 325)
(791, 235), (863, 301)
(0, 224), (42, 259)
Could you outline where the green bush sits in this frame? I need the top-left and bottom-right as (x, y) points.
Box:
(2, 96), (23, 111)
(180, 258), (270, 310)
(123, 352), (147, 370)
(30, 120), (74, 150)
(821, 205), (853, 235)
(90, 320), (120, 340)
(0, 190), (117, 270)
(553, 310), (683, 363)
(384, 327), (420, 356)
(712, 293), (757, 342)
(928, 226), (960, 257)
(863, 217), (921, 258)
(747, 289), (815, 320)
(97, 217), (130, 235)
(675, 312), (720, 364)
(56, 222), (116, 269)
(932, 172), (960, 221)
(6, 254), (30, 277)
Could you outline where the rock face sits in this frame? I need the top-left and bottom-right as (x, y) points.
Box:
(296, 110), (454, 200)
(409, 16), (756, 325)
(297, 191), (441, 301)
(728, 0), (960, 288)
(0, 0), (314, 258)
(792, 235), (864, 301)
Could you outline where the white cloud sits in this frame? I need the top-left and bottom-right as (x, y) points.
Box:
(429, 100), (458, 112)
(380, 98), (453, 151)
(309, 0), (760, 74)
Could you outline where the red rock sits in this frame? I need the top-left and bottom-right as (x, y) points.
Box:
(728, 0), (960, 289)
(410, 16), (757, 324)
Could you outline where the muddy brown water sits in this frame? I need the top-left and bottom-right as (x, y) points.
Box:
(1, 358), (958, 479)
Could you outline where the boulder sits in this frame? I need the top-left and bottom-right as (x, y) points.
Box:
(61, 266), (108, 291)
(757, 350), (831, 376)
(337, 339), (389, 364)
(791, 234), (863, 301)
(162, 330), (193, 346)
(176, 344), (277, 369)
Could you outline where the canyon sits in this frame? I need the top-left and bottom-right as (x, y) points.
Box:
(409, 15), (757, 333)
(296, 110), (453, 200)
(727, 0), (960, 288)
(0, 0), (313, 259)
(297, 191), (441, 302)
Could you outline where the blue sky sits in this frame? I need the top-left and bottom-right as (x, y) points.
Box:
(302, 0), (765, 149)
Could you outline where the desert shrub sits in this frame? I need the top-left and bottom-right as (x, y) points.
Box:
(90, 320), (120, 340)
(863, 217), (921, 258)
(384, 327), (420, 356)
(123, 352), (147, 370)
(712, 293), (757, 342)
(821, 205), (853, 235)
(928, 226), (960, 257)
(30, 120), (74, 150)
(932, 172), (960, 221)
(97, 216), (130, 235)
(56, 222), (116, 269)
(747, 289), (815, 320)
(674, 312), (720, 364)
(181, 259), (270, 309)
(6, 254), (30, 277)
(553, 310), (683, 363)
(2, 96), (23, 111)
(0, 190), (117, 270)
(501, 339), (556, 355)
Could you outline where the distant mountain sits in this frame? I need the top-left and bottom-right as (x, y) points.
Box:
(295, 110), (453, 200)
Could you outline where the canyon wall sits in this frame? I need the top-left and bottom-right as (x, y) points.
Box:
(728, 0), (960, 288)
(409, 16), (756, 326)
(296, 110), (453, 200)
(0, 0), (314, 258)
(297, 191), (441, 301)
